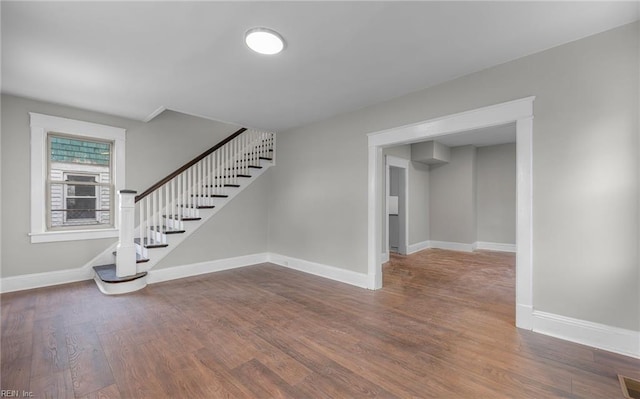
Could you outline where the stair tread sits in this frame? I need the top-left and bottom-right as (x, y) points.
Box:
(163, 215), (202, 221)
(210, 175), (251, 179)
(191, 194), (228, 198)
(134, 237), (169, 248)
(179, 204), (215, 209)
(226, 166), (261, 170)
(150, 226), (186, 234)
(93, 264), (147, 283)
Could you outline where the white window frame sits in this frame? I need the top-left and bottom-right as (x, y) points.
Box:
(30, 113), (126, 243)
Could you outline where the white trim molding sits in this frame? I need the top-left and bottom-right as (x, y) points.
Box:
(407, 240), (430, 254)
(474, 241), (517, 253)
(429, 240), (476, 252)
(367, 96), (535, 329)
(381, 252), (390, 263)
(532, 311), (640, 359)
(406, 240), (516, 255)
(0, 266), (94, 293)
(29, 112), (126, 243)
(147, 253), (269, 284)
(30, 228), (119, 244)
(269, 253), (369, 289)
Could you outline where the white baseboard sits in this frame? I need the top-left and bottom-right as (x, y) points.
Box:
(268, 253), (369, 289)
(516, 303), (534, 330)
(406, 240), (516, 254)
(381, 252), (390, 263)
(532, 310), (640, 359)
(475, 241), (516, 253)
(407, 240), (430, 254)
(428, 240), (475, 252)
(147, 253), (269, 284)
(0, 266), (94, 293)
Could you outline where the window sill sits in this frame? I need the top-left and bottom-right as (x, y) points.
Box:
(29, 228), (119, 243)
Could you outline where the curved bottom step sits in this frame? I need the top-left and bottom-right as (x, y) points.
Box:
(93, 264), (147, 295)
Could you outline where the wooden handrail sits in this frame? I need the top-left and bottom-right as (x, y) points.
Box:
(135, 127), (247, 202)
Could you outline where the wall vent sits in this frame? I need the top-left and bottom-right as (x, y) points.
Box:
(619, 375), (640, 399)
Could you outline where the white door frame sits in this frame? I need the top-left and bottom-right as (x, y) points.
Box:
(367, 97), (535, 329)
(384, 156), (409, 260)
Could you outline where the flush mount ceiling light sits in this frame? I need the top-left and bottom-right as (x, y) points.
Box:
(245, 27), (285, 55)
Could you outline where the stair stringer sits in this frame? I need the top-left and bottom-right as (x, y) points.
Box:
(82, 158), (273, 276)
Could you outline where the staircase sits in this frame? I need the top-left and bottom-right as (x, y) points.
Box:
(92, 128), (275, 295)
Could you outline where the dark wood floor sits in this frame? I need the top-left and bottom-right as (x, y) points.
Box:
(2, 249), (639, 398)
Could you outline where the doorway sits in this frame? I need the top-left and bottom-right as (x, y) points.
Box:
(385, 156), (408, 257)
(367, 97), (534, 330)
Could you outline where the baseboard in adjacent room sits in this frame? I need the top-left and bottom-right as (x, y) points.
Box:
(407, 240), (430, 254)
(428, 240), (475, 253)
(475, 241), (516, 253)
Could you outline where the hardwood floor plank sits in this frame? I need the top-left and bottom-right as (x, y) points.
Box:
(1, 355), (32, 394)
(192, 348), (256, 399)
(29, 369), (74, 399)
(80, 384), (122, 399)
(231, 358), (305, 399)
(30, 316), (69, 379)
(98, 331), (166, 399)
(65, 322), (115, 397)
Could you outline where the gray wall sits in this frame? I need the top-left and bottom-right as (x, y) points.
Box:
(477, 143), (516, 244)
(156, 171), (270, 269)
(268, 22), (639, 330)
(408, 161), (429, 246)
(388, 167), (400, 251)
(429, 145), (477, 245)
(0, 94), (270, 277)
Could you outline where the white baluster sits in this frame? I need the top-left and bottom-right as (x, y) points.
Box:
(145, 196), (151, 246)
(139, 195), (144, 249)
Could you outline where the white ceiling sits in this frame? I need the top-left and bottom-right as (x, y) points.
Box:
(2, 2), (638, 132)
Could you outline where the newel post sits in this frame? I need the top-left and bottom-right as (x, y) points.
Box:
(116, 189), (137, 277)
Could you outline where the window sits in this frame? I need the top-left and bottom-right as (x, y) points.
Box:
(30, 113), (126, 243)
(48, 134), (113, 229)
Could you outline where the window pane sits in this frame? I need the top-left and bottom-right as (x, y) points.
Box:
(67, 184), (96, 197)
(67, 198), (96, 220)
(50, 137), (110, 166)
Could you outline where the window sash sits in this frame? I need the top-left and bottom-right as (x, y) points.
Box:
(46, 133), (115, 230)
